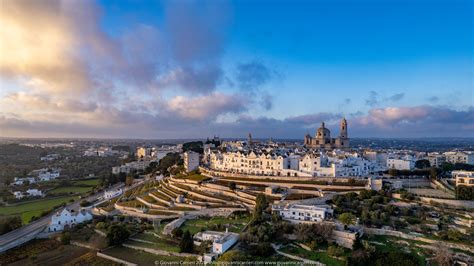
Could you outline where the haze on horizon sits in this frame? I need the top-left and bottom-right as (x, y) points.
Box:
(0, 0), (472, 139)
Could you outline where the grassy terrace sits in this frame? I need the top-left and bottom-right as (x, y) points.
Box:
(279, 245), (346, 266)
(172, 183), (235, 202)
(102, 246), (196, 264)
(180, 215), (251, 234)
(175, 173), (211, 182)
(0, 195), (77, 224)
(48, 186), (93, 195)
(147, 210), (179, 216)
(367, 235), (427, 265)
(71, 178), (101, 186)
(127, 236), (180, 252)
(220, 176), (367, 186)
(150, 190), (173, 201)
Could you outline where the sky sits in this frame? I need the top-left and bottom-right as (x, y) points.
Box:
(0, 0), (473, 139)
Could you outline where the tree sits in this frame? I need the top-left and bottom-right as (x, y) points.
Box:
(0, 216), (22, 235)
(433, 242), (453, 266)
(179, 230), (194, 253)
(80, 200), (91, 207)
(106, 224), (130, 246)
(327, 245), (344, 257)
(172, 227), (183, 238)
(253, 194), (268, 222)
(338, 213), (356, 228)
(217, 250), (248, 262)
(456, 185), (474, 200)
(60, 232), (71, 245)
(125, 175), (134, 186)
(415, 159), (430, 169)
(228, 182), (237, 191)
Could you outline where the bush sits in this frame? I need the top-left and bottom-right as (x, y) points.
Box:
(80, 200), (91, 207)
(327, 245), (344, 257)
(106, 224), (130, 246)
(60, 232), (71, 245)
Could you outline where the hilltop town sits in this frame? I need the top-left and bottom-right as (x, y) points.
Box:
(0, 122), (473, 265)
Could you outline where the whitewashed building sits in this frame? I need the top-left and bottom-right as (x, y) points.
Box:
(272, 203), (333, 223)
(387, 156), (415, 170)
(184, 151), (200, 172)
(48, 208), (93, 232)
(194, 230), (239, 255)
(104, 188), (123, 199)
(444, 151), (474, 165)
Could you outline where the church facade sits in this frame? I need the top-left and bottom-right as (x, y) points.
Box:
(304, 118), (349, 149)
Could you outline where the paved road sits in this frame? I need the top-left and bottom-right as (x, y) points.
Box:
(0, 181), (135, 252)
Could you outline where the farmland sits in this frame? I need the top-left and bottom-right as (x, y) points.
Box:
(0, 195), (77, 224)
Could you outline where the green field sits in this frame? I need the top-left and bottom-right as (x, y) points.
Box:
(127, 237), (180, 252)
(102, 246), (196, 264)
(48, 186), (93, 195)
(71, 178), (100, 186)
(0, 196), (77, 224)
(280, 245), (346, 266)
(180, 215), (250, 234)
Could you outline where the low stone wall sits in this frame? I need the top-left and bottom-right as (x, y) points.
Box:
(97, 251), (137, 266)
(168, 183), (229, 204)
(364, 227), (474, 253)
(115, 202), (182, 218)
(392, 193), (474, 209)
(148, 192), (173, 206)
(330, 230), (357, 249)
(218, 178), (365, 191)
(123, 243), (200, 258)
(136, 196), (167, 210)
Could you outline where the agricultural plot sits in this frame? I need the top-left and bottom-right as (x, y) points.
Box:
(0, 195), (77, 224)
(180, 215), (250, 234)
(279, 245), (346, 266)
(102, 246), (196, 264)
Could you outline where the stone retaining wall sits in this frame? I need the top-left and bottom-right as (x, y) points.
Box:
(364, 227), (474, 253)
(97, 251), (137, 266)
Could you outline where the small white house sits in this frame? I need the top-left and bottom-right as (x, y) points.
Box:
(104, 188), (123, 199)
(48, 208), (93, 232)
(194, 230), (239, 255)
(184, 151), (200, 172)
(26, 189), (43, 197)
(272, 203), (333, 223)
(13, 191), (24, 199)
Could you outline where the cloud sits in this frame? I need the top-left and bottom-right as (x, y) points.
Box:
(167, 93), (247, 120)
(386, 93), (404, 102)
(365, 91), (379, 106)
(236, 61), (275, 91)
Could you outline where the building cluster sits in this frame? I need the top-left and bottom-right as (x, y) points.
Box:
(13, 189), (43, 199)
(83, 146), (120, 157)
(208, 149), (379, 178)
(136, 145), (182, 160)
(12, 168), (61, 185)
(40, 153), (60, 161)
(112, 160), (154, 174)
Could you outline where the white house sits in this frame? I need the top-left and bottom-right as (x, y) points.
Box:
(444, 151), (474, 165)
(38, 170), (60, 181)
(387, 156), (415, 170)
(48, 208), (93, 232)
(104, 188), (123, 199)
(194, 230), (239, 255)
(184, 151), (200, 172)
(272, 203), (333, 223)
(26, 189), (43, 197)
(13, 191), (24, 199)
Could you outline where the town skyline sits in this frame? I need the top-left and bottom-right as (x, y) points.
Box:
(0, 0), (472, 139)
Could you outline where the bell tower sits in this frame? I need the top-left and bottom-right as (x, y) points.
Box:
(340, 118), (348, 139)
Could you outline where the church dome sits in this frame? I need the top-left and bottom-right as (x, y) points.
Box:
(317, 122), (331, 138)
